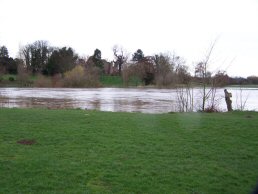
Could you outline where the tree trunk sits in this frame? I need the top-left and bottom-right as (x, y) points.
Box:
(224, 89), (233, 111)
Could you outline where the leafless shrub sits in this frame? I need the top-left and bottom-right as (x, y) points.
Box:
(51, 74), (63, 87)
(122, 63), (145, 86)
(16, 62), (32, 86)
(176, 85), (194, 112)
(155, 73), (174, 87)
(235, 86), (249, 111)
(122, 64), (131, 86)
(34, 74), (52, 87)
(174, 63), (194, 112)
(154, 54), (175, 87)
(84, 67), (101, 87)
(205, 74), (225, 112)
(204, 106), (220, 113)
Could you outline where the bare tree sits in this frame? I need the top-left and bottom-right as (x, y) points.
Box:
(207, 75), (224, 112)
(113, 45), (128, 75)
(153, 53), (174, 87)
(235, 85), (249, 111)
(19, 40), (52, 74)
(194, 40), (218, 111)
(207, 71), (230, 111)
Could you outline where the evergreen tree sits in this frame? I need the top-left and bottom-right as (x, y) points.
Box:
(0, 46), (9, 58)
(132, 49), (144, 62)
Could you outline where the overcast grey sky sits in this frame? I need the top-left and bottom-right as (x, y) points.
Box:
(0, 0), (257, 77)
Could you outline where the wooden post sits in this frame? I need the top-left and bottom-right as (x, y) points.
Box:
(224, 89), (233, 111)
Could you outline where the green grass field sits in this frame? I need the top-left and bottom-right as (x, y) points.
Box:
(100, 75), (141, 87)
(100, 75), (124, 87)
(0, 74), (141, 88)
(0, 109), (258, 193)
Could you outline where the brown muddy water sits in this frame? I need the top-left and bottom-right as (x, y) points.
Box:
(0, 88), (257, 113)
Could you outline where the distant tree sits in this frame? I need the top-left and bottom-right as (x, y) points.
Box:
(132, 49), (144, 62)
(176, 64), (191, 85)
(0, 46), (9, 58)
(134, 57), (155, 85)
(153, 53), (174, 86)
(213, 70), (229, 86)
(20, 40), (52, 74)
(113, 45), (128, 75)
(228, 77), (248, 85)
(0, 45), (18, 74)
(128, 49), (154, 85)
(247, 76), (258, 84)
(0, 57), (18, 74)
(93, 49), (101, 60)
(126, 49), (159, 85)
(31, 40), (52, 74)
(171, 55), (194, 112)
(46, 47), (78, 75)
(92, 49), (104, 70)
(21, 44), (32, 71)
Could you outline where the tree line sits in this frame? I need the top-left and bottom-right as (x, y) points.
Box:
(0, 40), (257, 87)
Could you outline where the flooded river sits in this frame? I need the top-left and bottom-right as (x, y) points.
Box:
(0, 87), (257, 113)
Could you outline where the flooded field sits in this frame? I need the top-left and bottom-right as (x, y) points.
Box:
(0, 87), (257, 113)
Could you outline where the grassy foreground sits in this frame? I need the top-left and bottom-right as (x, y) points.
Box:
(0, 109), (258, 194)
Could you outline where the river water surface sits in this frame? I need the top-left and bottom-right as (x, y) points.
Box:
(0, 87), (257, 113)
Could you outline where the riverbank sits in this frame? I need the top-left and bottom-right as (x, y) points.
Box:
(0, 74), (141, 88)
(1, 108), (258, 193)
(1, 74), (258, 89)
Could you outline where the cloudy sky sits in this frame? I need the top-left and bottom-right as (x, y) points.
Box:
(0, 0), (257, 77)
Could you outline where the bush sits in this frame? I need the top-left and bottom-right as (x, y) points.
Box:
(8, 76), (15, 82)
(63, 66), (85, 87)
(204, 106), (220, 113)
(63, 66), (100, 87)
(155, 73), (174, 87)
(34, 75), (52, 87)
(122, 65), (142, 86)
(16, 65), (33, 86)
(51, 74), (63, 87)
(84, 67), (101, 87)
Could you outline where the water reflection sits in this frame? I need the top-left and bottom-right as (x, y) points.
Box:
(0, 87), (257, 113)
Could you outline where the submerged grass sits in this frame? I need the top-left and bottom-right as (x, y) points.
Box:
(0, 108), (258, 193)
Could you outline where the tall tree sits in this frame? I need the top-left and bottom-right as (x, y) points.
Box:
(20, 40), (52, 74)
(0, 45), (17, 74)
(153, 53), (175, 86)
(92, 49), (104, 69)
(130, 49), (156, 85)
(31, 40), (51, 74)
(0, 46), (9, 58)
(132, 49), (144, 62)
(194, 40), (218, 111)
(93, 49), (101, 60)
(21, 44), (32, 71)
(113, 45), (127, 75)
(47, 47), (78, 75)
